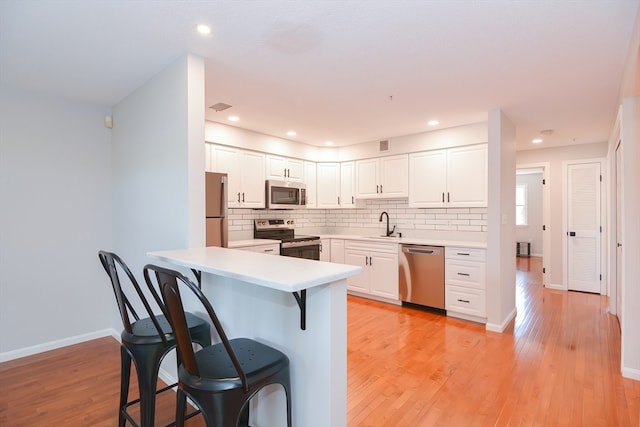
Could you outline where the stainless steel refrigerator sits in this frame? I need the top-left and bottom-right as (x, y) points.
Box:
(205, 172), (228, 247)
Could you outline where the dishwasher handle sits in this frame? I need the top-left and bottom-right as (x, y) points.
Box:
(402, 247), (441, 256)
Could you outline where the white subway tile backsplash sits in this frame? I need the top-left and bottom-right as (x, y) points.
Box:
(227, 200), (487, 234)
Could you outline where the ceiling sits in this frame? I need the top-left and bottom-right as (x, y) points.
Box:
(1, 1), (638, 151)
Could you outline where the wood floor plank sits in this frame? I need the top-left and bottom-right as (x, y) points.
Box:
(1, 257), (638, 426)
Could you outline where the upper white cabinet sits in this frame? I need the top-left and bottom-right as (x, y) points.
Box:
(209, 145), (266, 208)
(266, 155), (304, 182)
(304, 161), (317, 209)
(316, 163), (341, 208)
(409, 144), (487, 208)
(355, 154), (408, 199)
(340, 161), (356, 208)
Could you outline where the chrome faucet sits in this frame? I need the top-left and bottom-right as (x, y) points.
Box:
(379, 211), (396, 237)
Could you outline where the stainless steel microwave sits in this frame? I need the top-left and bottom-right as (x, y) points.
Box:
(266, 180), (306, 209)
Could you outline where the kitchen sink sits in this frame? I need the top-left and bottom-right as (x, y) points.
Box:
(365, 235), (399, 240)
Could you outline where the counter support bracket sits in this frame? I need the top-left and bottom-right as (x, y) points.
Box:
(292, 289), (307, 330)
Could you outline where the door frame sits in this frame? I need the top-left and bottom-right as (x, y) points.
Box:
(516, 162), (550, 286)
(562, 157), (606, 293)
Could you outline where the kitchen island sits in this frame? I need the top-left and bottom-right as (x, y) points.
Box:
(148, 246), (361, 427)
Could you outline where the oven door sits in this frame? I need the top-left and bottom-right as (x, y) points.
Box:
(281, 241), (320, 260)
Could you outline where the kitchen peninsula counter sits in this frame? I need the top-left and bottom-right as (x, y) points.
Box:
(148, 246), (361, 427)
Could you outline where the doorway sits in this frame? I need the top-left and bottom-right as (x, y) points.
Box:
(516, 163), (550, 286)
(563, 159), (605, 294)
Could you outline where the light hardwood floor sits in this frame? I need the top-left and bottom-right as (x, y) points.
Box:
(1, 257), (638, 426)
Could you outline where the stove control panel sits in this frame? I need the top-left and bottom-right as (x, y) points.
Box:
(254, 219), (294, 230)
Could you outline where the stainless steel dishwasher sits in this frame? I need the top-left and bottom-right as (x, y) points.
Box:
(399, 244), (445, 310)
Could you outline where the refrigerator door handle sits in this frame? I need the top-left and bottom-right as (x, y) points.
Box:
(221, 175), (228, 216)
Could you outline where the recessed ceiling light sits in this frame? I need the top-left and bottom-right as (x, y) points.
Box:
(427, 120), (439, 126)
(532, 138), (543, 144)
(287, 131), (297, 136)
(228, 116), (239, 122)
(325, 141), (334, 146)
(197, 25), (211, 35)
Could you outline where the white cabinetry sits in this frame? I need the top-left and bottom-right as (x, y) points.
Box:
(330, 239), (344, 263)
(340, 162), (356, 208)
(344, 240), (398, 300)
(356, 154), (408, 199)
(317, 163), (341, 208)
(210, 145), (266, 208)
(304, 161), (317, 209)
(445, 247), (486, 320)
(238, 243), (280, 255)
(409, 144), (487, 208)
(319, 239), (331, 262)
(266, 155), (303, 182)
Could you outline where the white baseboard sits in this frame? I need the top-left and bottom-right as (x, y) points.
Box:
(622, 366), (640, 381)
(446, 311), (486, 324)
(545, 282), (565, 290)
(0, 328), (119, 363)
(486, 307), (517, 333)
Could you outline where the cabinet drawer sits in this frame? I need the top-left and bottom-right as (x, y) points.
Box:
(445, 285), (486, 317)
(445, 261), (485, 289)
(345, 240), (397, 254)
(240, 244), (280, 255)
(446, 247), (485, 262)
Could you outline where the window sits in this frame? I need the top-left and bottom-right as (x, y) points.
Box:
(516, 184), (527, 225)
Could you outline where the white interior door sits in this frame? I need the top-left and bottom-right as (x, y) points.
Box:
(566, 161), (602, 293)
(616, 143), (622, 325)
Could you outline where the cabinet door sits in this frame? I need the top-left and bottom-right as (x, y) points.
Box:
(447, 144), (487, 207)
(211, 145), (242, 207)
(355, 158), (379, 198)
(265, 155), (287, 180)
(330, 239), (345, 263)
(317, 163), (341, 208)
(380, 155), (408, 198)
(304, 161), (317, 208)
(340, 161), (356, 208)
(408, 150), (447, 208)
(369, 251), (399, 299)
(319, 239), (331, 262)
(239, 150), (266, 208)
(345, 250), (369, 292)
(287, 158), (304, 182)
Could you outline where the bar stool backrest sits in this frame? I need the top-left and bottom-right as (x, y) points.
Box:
(98, 251), (167, 341)
(143, 264), (250, 392)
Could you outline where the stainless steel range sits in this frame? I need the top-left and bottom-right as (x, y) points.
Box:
(253, 219), (320, 260)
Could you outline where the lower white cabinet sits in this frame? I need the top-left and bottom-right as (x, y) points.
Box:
(330, 239), (344, 263)
(445, 247), (486, 319)
(344, 240), (398, 300)
(319, 239), (331, 262)
(238, 243), (280, 255)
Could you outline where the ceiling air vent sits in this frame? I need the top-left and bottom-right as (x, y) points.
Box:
(209, 102), (232, 112)
(379, 140), (389, 152)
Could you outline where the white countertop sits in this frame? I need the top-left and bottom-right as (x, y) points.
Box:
(319, 234), (487, 249)
(148, 246), (362, 292)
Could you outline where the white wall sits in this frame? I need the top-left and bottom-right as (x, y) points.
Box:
(515, 172), (543, 256)
(516, 142), (607, 287)
(621, 96), (640, 379)
(486, 110), (517, 332)
(0, 85), (113, 359)
(206, 120), (487, 163)
(111, 54), (205, 275)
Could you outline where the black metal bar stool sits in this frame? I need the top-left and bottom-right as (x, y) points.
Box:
(144, 264), (292, 427)
(99, 251), (212, 427)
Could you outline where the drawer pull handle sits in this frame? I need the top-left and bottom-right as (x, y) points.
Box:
(457, 253), (470, 256)
(457, 272), (470, 276)
(264, 249), (274, 252)
(457, 299), (470, 304)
